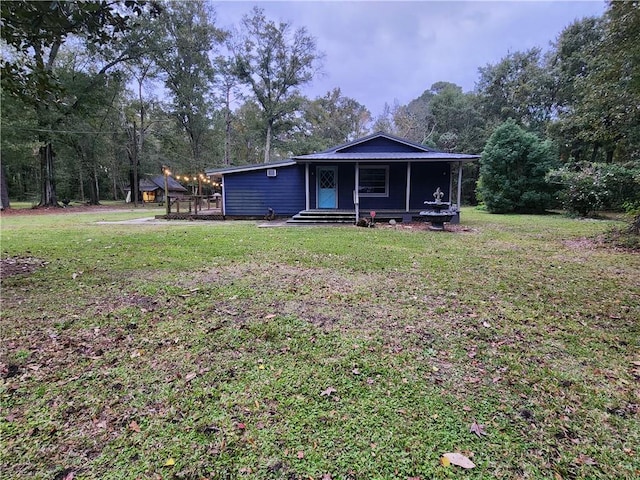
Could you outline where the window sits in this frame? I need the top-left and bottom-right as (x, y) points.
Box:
(358, 166), (388, 197)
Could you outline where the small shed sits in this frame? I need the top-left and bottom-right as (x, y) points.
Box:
(126, 176), (188, 203)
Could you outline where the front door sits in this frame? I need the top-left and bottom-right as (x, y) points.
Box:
(317, 166), (337, 208)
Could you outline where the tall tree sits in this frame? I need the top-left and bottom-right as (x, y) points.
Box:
(0, 0), (158, 206)
(547, 16), (604, 162)
(231, 7), (322, 162)
(152, 0), (226, 173)
(477, 48), (553, 135)
(290, 88), (371, 154)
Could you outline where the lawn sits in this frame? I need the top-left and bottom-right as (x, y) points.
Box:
(1, 208), (638, 479)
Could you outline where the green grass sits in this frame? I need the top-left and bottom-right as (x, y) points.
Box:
(1, 208), (638, 479)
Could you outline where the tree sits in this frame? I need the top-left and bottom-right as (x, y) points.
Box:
(547, 16), (604, 162)
(152, 0), (226, 174)
(478, 119), (558, 213)
(0, 0), (158, 206)
(231, 7), (323, 162)
(575, 1), (640, 164)
(289, 88), (371, 154)
(477, 48), (553, 135)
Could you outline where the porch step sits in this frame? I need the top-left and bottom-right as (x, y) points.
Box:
(287, 210), (356, 224)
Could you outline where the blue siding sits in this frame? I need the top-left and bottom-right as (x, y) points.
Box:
(340, 137), (423, 154)
(224, 165), (305, 216)
(409, 162), (451, 209)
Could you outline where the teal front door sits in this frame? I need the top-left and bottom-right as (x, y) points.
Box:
(317, 166), (337, 208)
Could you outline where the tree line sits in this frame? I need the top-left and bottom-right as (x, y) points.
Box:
(1, 0), (638, 217)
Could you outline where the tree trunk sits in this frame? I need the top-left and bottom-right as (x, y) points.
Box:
(264, 121), (272, 163)
(39, 142), (59, 207)
(605, 149), (614, 164)
(88, 164), (100, 205)
(79, 167), (85, 203)
(590, 143), (600, 163)
(0, 161), (10, 210)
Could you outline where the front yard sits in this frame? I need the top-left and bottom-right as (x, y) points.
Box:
(1, 208), (638, 479)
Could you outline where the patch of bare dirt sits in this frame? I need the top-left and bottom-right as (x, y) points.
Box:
(0, 204), (148, 216)
(0, 257), (48, 280)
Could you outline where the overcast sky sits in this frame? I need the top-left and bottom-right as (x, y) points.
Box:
(213, 1), (606, 117)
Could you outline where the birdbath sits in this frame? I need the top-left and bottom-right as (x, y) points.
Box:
(420, 187), (453, 230)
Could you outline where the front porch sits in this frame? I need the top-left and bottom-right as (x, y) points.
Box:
(286, 208), (460, 225)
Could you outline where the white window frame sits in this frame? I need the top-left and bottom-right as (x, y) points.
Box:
(358, 165), (389, 197)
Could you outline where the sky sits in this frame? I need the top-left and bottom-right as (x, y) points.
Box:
(213, 0), (606, 117)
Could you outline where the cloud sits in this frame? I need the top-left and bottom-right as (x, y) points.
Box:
(214, 1), (606, 117)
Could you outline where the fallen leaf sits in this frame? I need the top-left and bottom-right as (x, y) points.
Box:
(297, 450), (304, 459)
(321, 474), (332, 480)
(185, 372), (197, 382)
(236, 422), (246, 430)
(470, 420), (487, 437)
(574, 454), (597, 466)
(164, 458), (175, 467)
(320, 387), (337, 397)
(62, 471), (75, 480)
(264, 314), (277, 319)
(440, 455), (451, 467)
(352, 368), (360, 375)
(442, 452), (475, 469)
(129, 420), (141, 432)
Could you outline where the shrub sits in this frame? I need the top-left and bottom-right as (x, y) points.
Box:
(546, 162), (640, 216)
(478, 119), (558, 213)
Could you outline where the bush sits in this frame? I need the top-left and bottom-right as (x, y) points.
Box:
(478, 119), (558, 213)
(546, 162), (640, 216)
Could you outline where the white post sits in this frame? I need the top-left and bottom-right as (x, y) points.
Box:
(221, 176), (226, 216)
(457, 161), (463, 211)
(354, 162), (360, 222)
(305, 163), (310, 211)
(405, 162), (411, 211)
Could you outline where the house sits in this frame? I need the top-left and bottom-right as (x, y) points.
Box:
(125, 176), (188, 203)
(205, 132), (479, 223)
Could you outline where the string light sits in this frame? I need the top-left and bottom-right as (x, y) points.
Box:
(165, 170), (219, 189)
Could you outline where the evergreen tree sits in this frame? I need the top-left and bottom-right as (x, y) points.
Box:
(478, 119), (558, 213)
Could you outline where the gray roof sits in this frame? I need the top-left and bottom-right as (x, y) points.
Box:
(294, 152), (479, 162)
(204, 132), (479, 175)
(293, 131), (479, 163)
(205, 160), (296, 176)
(127, 176), (188, 192)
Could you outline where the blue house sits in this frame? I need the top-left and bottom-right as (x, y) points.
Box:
(205, 132), (479, 223)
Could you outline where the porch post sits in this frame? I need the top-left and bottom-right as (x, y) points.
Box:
(405, 162), (411, 212)
(305, 163), (310, 210)
(221, 175), (226, 216)
(449, 163), (454, 204)
(457, 161), (463, 209)
(354, 162), (360, 222)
